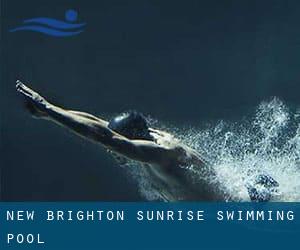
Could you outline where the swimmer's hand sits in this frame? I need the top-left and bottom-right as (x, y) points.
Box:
(16, 80), (49, 118)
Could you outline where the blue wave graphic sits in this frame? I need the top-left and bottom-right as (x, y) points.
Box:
(9, 9), (85, 37)
(10, 25), (84, 37)
(23, 18), (85, 29)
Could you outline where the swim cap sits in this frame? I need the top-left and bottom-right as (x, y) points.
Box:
(108, 111), (153, 140)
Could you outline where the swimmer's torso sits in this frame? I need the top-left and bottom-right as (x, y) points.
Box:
(144, 129), (225, 201)
(145, 160), (224, 201)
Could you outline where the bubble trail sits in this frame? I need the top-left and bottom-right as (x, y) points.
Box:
(123, 98), (300, 201)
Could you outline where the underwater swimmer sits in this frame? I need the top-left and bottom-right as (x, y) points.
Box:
(16, 81), (277, 201)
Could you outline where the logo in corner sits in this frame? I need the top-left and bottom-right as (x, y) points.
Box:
(9, 9), (86, 37)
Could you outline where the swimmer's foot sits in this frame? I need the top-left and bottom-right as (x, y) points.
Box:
(16, 80), (49, 118)
(246, 174), (279, 202)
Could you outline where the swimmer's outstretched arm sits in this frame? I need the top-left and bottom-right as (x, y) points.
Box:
(16, 81), (176, 165)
